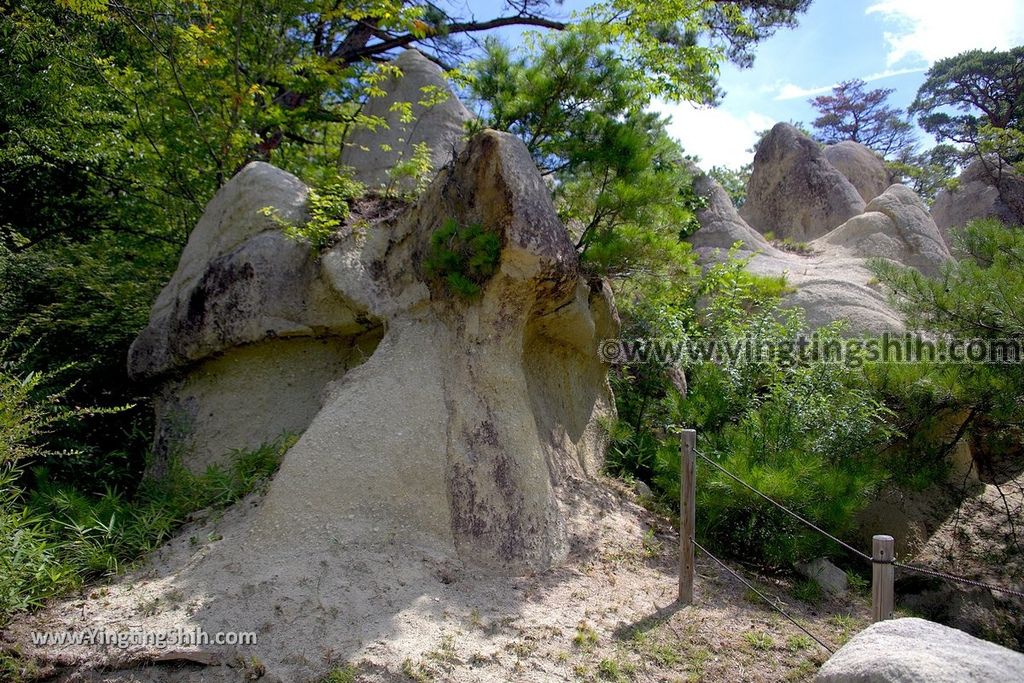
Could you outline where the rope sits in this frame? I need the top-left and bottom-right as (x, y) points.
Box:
(892, 561), (1024, 600)
(692, 448), (1024, 600)
(692, 539), (835, 654)
(694, 450), (873, 563)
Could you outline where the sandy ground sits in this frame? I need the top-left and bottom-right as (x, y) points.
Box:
(1, 480), (873, 682)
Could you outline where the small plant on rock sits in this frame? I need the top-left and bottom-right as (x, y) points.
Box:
(422, 217), (502, 299)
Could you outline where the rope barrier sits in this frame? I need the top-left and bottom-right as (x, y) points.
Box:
(693, 447), (1024, 602)
(892, 561), (1024, 600)
(694, 449), (872, 563)
(692, 538), (835, 654)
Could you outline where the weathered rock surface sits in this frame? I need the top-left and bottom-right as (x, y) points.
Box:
(816, 184), (951, 277)
(260, 129), (617, 572)
(340, 48), (473, 190)
(130, 124), (616, 573)
(128, 162), (379, 470)
(741, 123), (865, 241)
(825, 141), (894, 203)
(796, 557), (847, 595)
(689, 166), (779, 257)
(931, 158), (1024, 244)
(815, 617), (1024, 682)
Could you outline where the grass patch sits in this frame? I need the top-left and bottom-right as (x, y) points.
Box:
(742, 631), (775, 651)
(792, 579), (823, 605)
(573, 621), (599, 651)
(1, 435), (295, 625)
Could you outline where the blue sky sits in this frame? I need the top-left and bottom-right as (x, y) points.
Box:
(652, 0), (1024, 169)
(467, 0), (1024, 169)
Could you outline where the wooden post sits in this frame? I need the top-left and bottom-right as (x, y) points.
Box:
(679, 429), (697, 604)
(871, 534), (895, 622)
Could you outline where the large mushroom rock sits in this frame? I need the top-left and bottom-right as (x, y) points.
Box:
(824, 140), (895, 203)
(814, 184), (952, 277)
(340, 48), (474, 190)
(128, 162), (382, 473)
(931, 158), (1024, 243)
(132, 127), (615, 573)
(741, 123), (866, 242)
(45, 129), (616, 680)
(259, 129), (617, 572)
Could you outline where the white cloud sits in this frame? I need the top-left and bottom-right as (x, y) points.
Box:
(775, 82), (835, 101)
(650, 101), (774, 169)
(866, 0), (1024, 67)
(773, 67), (927, 101)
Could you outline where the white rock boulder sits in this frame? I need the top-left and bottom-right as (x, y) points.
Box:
(128, 162), (378, 472)
(741, 123), (865, 242)
(340, 48), (474, 190)
(825, 141), (894, 203)
(815, 617), (1024, 682)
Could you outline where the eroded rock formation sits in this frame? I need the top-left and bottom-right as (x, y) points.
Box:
(690, 130), (952, 335)
(931, 158), (1024, 244)
(128, 52), (616, 572)
(129, 162), (382, 472)
(740, 123), (865, 241)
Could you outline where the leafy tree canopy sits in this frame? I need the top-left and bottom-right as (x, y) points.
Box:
(809, 78), (916, 158)
(911, 47), (1024, 150)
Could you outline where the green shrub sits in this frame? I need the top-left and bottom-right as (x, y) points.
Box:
(267, 173), (365, 251)
(422, 218), (501, 298)
(607, 254), (897, 569)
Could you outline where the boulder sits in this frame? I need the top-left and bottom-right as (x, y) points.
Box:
(340, 48), (473, 190)
(128, 162), (379, 472)
(932, 158), (1024, 244)
(815, 184), (952, 277)
(825, 141), (894, 203)
(129, 126), (616, 572)
(689, 166), (779, 258)
(796, 557), (848, 595)
(815, 617), (1024, 682)
(741, 123), (865, 242)
(262, 129), (617, 572)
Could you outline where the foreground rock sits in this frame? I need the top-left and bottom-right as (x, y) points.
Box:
(825, 141), (893, 203)
(133, 125), (615, 570)
(931, 158), (1024, 244)
(340, 48), (473, 190)
(15, 128), (618, 681)
(741, 123), (865, 241)
(128, 162), (380, 472)
(815, 617), (1024, 682)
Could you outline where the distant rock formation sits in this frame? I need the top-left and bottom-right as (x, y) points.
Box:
(690, 162), (950, 335)
(931, 158), (1024, 244)
(340, 49), (473, 190)
(741, 123), (865, 241)
(824, 140), (894, 203)
(817, 184), (951, 277)
(816, 618), (1024, 682)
